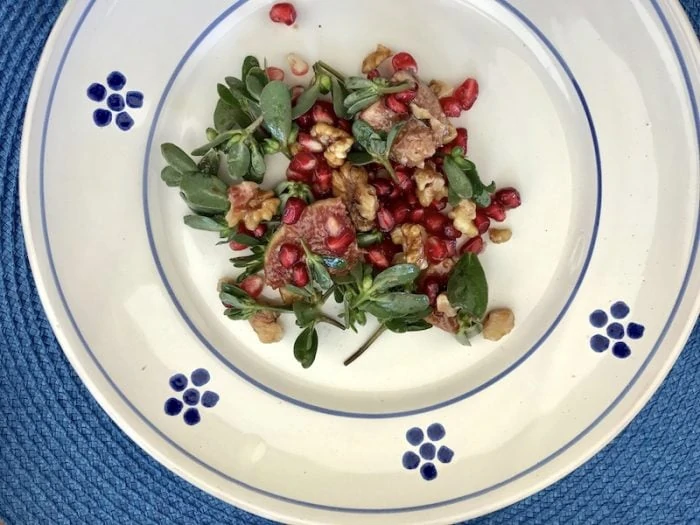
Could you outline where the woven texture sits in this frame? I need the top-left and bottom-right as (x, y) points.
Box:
(1, 1), (698, 523)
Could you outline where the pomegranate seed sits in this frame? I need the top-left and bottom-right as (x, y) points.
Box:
(392, 52), (418, 74)
(312, 181), (332, 199)
(421, 277), (441, 306)
(371, 179), (394, 199)
(366, 245), (390, 270)
(388, 200), (411, 224)
(229, 240), (247, 251)
(297, 132), (324, 153)
(266, 67), (285, 81)
(327, 229), (356, 254)
(495, 187), (522, 209)
(461, 236), (485, 255)
(440, 96), (462, 118)
(396, 170), (415, 194)
(377, 208), (396, 232)
(279, 243), (302, 269)
(410, 208), (425, 223)
(455, 78), (479, 111)
(296, 111), (314, 130)
(337, 119), (352, 133)
(430, 198), (447, 211)
(311, 101), (336, 124)
(367, 69), (380, 80)
(289, 151), (317, 174)
(405, 191), (419, 208)
(425, 236), (449, 263)
(286, 166), (311, 183)
(445, 239), (458, 257)
(291, 85), (305, 102)
(282, 197), (307, 225)
(269, 2), (297, 25)
(313, 160), (333, 185)
(394, 89), (417, 104)
(443, 223), (462, 240)
(287, 53), (309, 76)
(423, 209), (448, 235)
(454, 128), (468, 150)
(482, 201), (506, 222)
(292, 263), (310, 287)
(385, 95), (408, 115)
(474, 211), (491, 235)
(252, 224), (267, 238)
(240, 275), (264, 298)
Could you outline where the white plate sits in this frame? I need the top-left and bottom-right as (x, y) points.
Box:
(20, 0), (700, 523)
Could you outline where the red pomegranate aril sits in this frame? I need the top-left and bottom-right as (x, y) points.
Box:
(423, 209), (448, 235)
(388, 200), (411, 224)
(282, 197), (307, 225)
(461, 236), (485, 255)
(372, 179), (394, 199)
(269, 2), (297, 25)
(440, 96), (462, 118)
(252, 224), (267, 238)
(474, 211), (491, 235)
(495, 187), (522, 210)
(266, 67), (285, 81)
(443, 223), (462, 240)
(366, 245), (391, 270)
(394, 89), (417, 104)
(426, 236), (449, 263)
(454, 127), (468, 150)
(337, 119), (352, 133)
(292, 263), (310, 287)
(367, 69), (380, 80)
(289, 151), (317, 173)
(445, 239), (458, 257)
(311, 101), (336, 125)
(279, 243), (302, 269)
(287, 53), (309, 76)
(240, 275), (265, 298)
(405, 191), (419, 208)
(377, 208), (396, 232)
(392, 52), (418, 74)
(296, 111), (314, 130)
(482, 201), (506, 222)
(313, 160), (333, 185)
(455, 78), (479, 111)
(312, 181), (332, 199)
(396, 170), (415, 194)
(286, 166), (311, 183)
(430, 198), (447, 211)
(297, 132), (324, 153)
(410, 208), (425, 223)
(385, 95), (408, 115)
(229, 240), (247, 251)
(327, 229), (356, 254)
(421, 278), (441, 306)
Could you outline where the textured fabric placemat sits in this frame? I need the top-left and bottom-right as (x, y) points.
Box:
(1, 1), (698, 524)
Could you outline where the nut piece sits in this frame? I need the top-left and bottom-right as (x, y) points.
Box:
(414, 167), (449, 207)
(436, 294), (458, 317)
(249, 310), (284, 344)
(362, 44), (392, 73)
(482, 308), (515, 341)
(332, 163), (379, 232)
(429, 79), (454, 99)
(226, 182), (281, 231)
(449, 199), (478, 238)
(310, 123), (355, 168)
(391, 224), (429, 270)
(489, 228), (512, 244)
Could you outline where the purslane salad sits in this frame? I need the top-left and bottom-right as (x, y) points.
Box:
(160, 19), (521, 368)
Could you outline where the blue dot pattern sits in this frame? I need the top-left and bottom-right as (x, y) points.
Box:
(107, 71), (127, 90)
(126, 91), (144, 108)
(420, 443), (436, 460)
(92, 109), (112, 127)
(402, 451), (420, 470)
(164, 369), (218, 426)
(402, 423), (453, 481)
(86, 72), (142, 131)
(427, 423), (445, 441)
(406, 427), (424, 446)
(420, 463), (438, 481)
(107, 93), (125, 112)
(437, 446), (454, 464)
(588, 301), (644, 359)
(87, 83), (106, 102)
(115, 112), (134, 131)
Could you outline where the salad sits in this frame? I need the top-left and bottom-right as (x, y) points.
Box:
(160, 22), (520, 368)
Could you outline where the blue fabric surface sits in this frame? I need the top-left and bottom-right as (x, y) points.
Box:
(0, 1), (698, 523)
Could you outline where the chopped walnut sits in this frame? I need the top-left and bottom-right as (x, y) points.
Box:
(391, 224), (428, 270)
(361, 44), (392, 73)
(436, 294), (458, 317)
(489, 228), (512, 244)
(310, 123), (355, 168)
(279, 288), (301, 305)
(249, 310), (284, 344)
(483, 308), (515, 341)
(429, 80), (454, 99)
(332, 163), (379, 232)
(449, 199), (478, 238)
(226, 182), (280, 231)
(414, 167), (449, 207)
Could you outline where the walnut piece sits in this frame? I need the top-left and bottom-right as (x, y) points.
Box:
(310, 123), (355, 168)
(449, 199), (478, 238)
(429, 80), (454, 99)
(436, 294), (458, 317)
(391, 224), (428, 270)
(483, 308), (515, 341)
(249, 310), (284, 344)
(332, 163), (379, 232)
(362, 44), (392, 73)
(226, 182), (280, 231)
(415, 167), (449, 207)
(489, 228), (512, 244)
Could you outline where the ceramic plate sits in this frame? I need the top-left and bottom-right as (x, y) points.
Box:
(20, 0), (700, 523)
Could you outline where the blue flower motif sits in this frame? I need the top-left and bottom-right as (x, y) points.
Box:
(589, 301), (644, 359)
(86, 71), (143, 131)
(164, 369), (219, 426)
(402, 423), (453, 481)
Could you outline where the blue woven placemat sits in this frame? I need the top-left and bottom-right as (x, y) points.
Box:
(1, 2), (698, 523)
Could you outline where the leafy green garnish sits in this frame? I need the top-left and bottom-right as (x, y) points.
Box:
(447, 253), (488, 320)
(343, 77), (412, 115)
(260, 81), (292, 150)
(443, 152), (495, 208)
(351, 120), (404, 181)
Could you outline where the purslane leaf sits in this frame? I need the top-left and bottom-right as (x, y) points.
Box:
(447, 253), (488, 319)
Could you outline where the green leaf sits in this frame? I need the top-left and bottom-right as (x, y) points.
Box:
(183, 215), (226, 232)
(245, 67), (268, 100)
(320, 256), (347, 271)
(352, 120), (383, 153)
(192, 132), (235, 157)
(226, 142), (251, 184)
(294, 326), (318, 368)
(161, 143), (197, 174)
(443, 156), (473, 200)
(214, 99), (246, 133)
(179, 173), (230, 215)
(345, 77), (376, 90)
(357, 230), (383, 248)
(385, 318), (432, 333)
(364, 293), (430, 319)
(447, 253), (488, 319)
(308, 258), (333, 291)
(260, 81), (292, 145)
(292, 84), (321, 120)
(225, 76), (247, 94)
(229, 233), (262, 247)
(242, 56), (260, 83)
(385, 121), (405, 152)
(293, 301), (320, 328)
(161, 166), (182, 187)
(197, 150), (220, 176)
(371, 264), (421, 294)
(220, 291), (252, 311)
(346, 151), (375, 166)
(285, 285), (314, 299)
(331, 78), (348, 119)
(217, 83), (238, 107)
(248, 143), (266, 182)
(345, 93), (379, 115)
